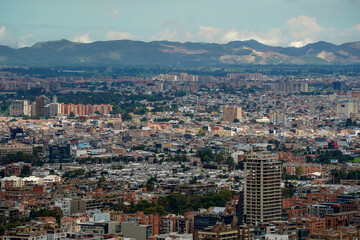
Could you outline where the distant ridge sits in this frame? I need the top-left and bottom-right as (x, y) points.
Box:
(1, 39), (360, 66)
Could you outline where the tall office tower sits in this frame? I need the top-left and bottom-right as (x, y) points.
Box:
(223, 106), (242, 122)
(244, 151), (282, 224)
(35, 96), (46, 117)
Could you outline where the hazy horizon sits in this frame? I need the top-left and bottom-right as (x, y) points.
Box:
(0, 0), (359, 49)
(2, 38), (360, 50)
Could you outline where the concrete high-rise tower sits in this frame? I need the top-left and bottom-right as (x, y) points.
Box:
(244, 151), (282, 224)
(35, 96), (46, 117)
(223, 106), (242, 122)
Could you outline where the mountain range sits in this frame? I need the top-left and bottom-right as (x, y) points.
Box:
(1, 39), (360, 66)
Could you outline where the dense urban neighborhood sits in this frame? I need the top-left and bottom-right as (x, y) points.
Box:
(0, 66), (360, 240)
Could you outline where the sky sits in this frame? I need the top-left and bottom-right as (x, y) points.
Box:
(0, 0), (360, 48)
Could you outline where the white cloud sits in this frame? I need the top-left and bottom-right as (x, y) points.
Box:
(106, 31), (134, 40)
(195, 16), (360, 47)
(218, 28), (284, 46)
(152, 20), (193, 42)
(197, 26), (223, 42)
(110, 9), (119, 21)
(71, 34), (93, 43)
(17, 33), (33, 48)
(0, 25), (14, 46)
(0, 25), (33, 48)
(3, 15), (360, 49)
(150, 15), (359, 47)
(212, 16), (324, 47)
(156, 29), (175, 41)
(289, 41), (306, 48)
(0, 25), (6, 38)
(353, 24), (360, 31)
(220, 29), (240, 43)
(284, 15), (323, 47)
(286, 15), (323, 37)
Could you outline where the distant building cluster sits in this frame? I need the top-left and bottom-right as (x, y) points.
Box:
(1, 175), (61, 188)
(62, 103), (113, 116)
(0, 144), (33, 159)
(227, 73), (264, 81)
(0, 80), (61, 92)
(9, 96), (113, 117)
(155, 73), (198, 81)
(265, 81), (309, 93)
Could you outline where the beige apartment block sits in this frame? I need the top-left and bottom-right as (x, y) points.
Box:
(244, 151), (282, 224)
(223, 105), (242, 122)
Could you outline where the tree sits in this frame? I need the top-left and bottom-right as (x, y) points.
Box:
(147, 177), (158, 185)
(214, 154), (224, 162)
(146, 184), (155, 192)
(144, 205), (166, 215)
(306, 156), (313, 163)
(20, 165), (31, 177)
(189, 176), (198, 184)
(295, 165), (304, 176)
(218, 189), (233, 202)
(197, 148), (214, 162)
(226, 156), (235, 169)
(29, 209), (62, 224)
(62, 168), (85, 179)
(33, 146), (43, 157)
(236, 162), (244, 170)
(112, 203), (128, 212)
(197, 129), (205, 136)
(0, 225), (7, 235)
(97, 176), (106, 188)
(203, 155), (211, 163)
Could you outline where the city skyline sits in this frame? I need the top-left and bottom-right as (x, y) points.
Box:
(0, 0), (359, 48)
(1, 0), (360, 238)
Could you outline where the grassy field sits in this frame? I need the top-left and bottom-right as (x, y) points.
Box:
(353, 158), (360, 162)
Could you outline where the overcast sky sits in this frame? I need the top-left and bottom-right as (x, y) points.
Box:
(0, 0), (360, 48)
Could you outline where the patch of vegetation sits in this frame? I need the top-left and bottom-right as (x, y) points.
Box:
(111, 190), (235, 215)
